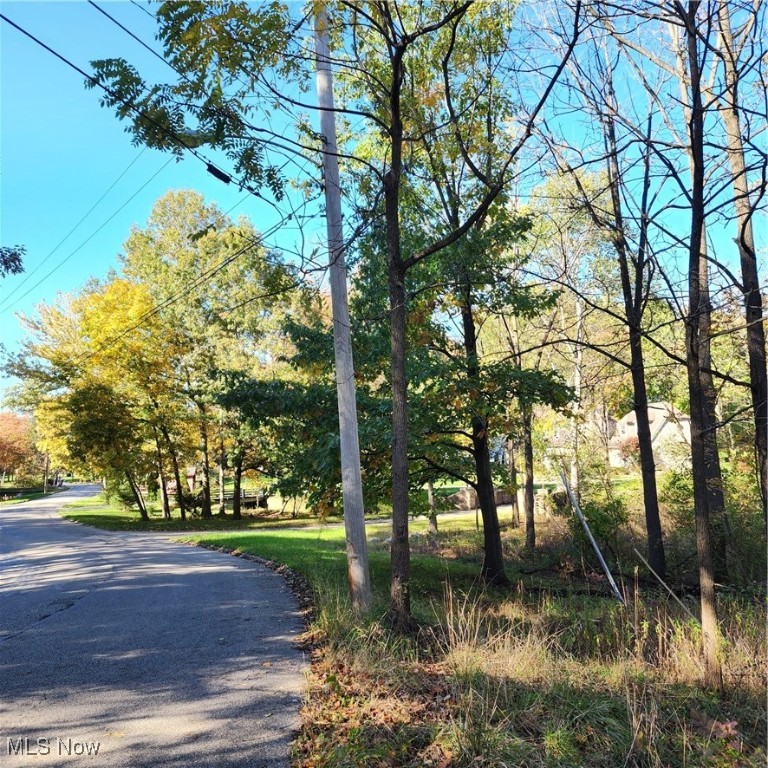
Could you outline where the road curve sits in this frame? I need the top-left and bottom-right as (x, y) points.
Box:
(0, 484), (306, 767)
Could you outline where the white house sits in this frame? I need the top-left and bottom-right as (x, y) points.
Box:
(608, 402), (691, 469)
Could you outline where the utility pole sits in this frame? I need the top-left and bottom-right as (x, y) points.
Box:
(314, 3), (371, 612)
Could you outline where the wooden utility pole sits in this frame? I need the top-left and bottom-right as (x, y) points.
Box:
(314, 4), (371, 612)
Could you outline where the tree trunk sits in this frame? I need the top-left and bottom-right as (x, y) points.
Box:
(388, 255), (411, 626)
(629, 343), (666, 577)
(473, 428), (509, 586)
(687, 329), (723, 688)
(427, 481), (438, 535)
(160, 424), (186, 520)
(507, 441), (520, 527)
(679, 3), (722, 687)
(217, 434), (226, 516)
(159, 476), (170, 519)
(198, 408), (212, 518)
(232, 454), (243, 520)
(157, 463), (171, 520)
(603, 102), (667, 578)
(698, 242), (732, 582)
(126, 470), (149, 521)
(570, 296), (583, 500)
(153, 429), (171, 519)
(460, 284), (509, 586)
(383, 33), (412, 628)
(522, 404), (535, 550)
(716, 2), (768, 522)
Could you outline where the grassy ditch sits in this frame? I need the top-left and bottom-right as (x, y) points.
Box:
(188, 522), (767, 768)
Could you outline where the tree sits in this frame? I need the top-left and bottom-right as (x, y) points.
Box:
(0, 412), (37, 482)
(573, 0), (761, 686)
(0, 245), (24, 278)
(709, 2), (767, 519)
(64, 382), (153, 518)
(74, 275), (194, 519)
(120, 190), (296, 518)
(537, 37), (670, 576)
(331, 0), (583, 622)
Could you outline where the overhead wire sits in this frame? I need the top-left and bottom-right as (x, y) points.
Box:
(102, 0), (328, 241)
(0, 148), (148, 310)
(75, 210), (302, 365)
(0, 10), (318, 313)
(0, 158), (174, 316)
(86, 1), (337, 255)
(119, 0), (326, 182)
(0, 12), (261, 207)
(0, 9), (338, 346)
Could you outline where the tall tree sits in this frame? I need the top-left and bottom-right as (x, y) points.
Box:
(538, 43), (670, 576)
(710, 2), (767, 520)
(120, 190), (295, 518)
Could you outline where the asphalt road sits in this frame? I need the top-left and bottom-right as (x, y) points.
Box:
(0, 484), (307, 767)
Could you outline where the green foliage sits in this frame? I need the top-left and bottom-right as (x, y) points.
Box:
(105, 482), (145, 513)
(63, 382), (152, 485)
(580, 497), (629, 544)
(660, 470), (694, 528)
(89, 2), (295, 198)
(0, 244), (25, 277)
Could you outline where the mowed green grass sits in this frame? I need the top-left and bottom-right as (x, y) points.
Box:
(188, 516), (486, 616)
(60, 495), (347, 532)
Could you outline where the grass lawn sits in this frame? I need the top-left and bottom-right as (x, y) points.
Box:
(185, 520), (485, 620)
(60, 494), (349, 532)
(186, 520), (766, 768)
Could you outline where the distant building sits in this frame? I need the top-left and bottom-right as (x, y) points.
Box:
(608, 402), (691, 469)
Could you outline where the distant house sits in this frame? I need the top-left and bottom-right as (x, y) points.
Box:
(608, 402), (691, 469)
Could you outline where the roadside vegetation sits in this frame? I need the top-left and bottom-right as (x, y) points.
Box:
(0, 484), (63, 505)
(189, 516), (766, 768)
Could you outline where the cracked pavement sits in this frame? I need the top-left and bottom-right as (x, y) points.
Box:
(0, 484), (307, 767)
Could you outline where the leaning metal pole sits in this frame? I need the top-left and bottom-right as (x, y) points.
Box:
(559, 469), (625, 606)
(314, 4), (371, 612)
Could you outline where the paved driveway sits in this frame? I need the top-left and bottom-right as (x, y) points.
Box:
(0, 485), (306, 767)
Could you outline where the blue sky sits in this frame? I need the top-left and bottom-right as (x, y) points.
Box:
(0, 1), (308, 402)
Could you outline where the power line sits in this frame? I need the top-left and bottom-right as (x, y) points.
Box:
(0, 158), (174, 316)
(0, 148), (148, 310)
(88, 1), (169, 70)
(0, 10), (311, 314)
(0, 11), (329, 355)
(105, 0), (321, 183)
(76, 212), (297, 365)
(0, 12), (258, 202)
(87, 1), (333, 243)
